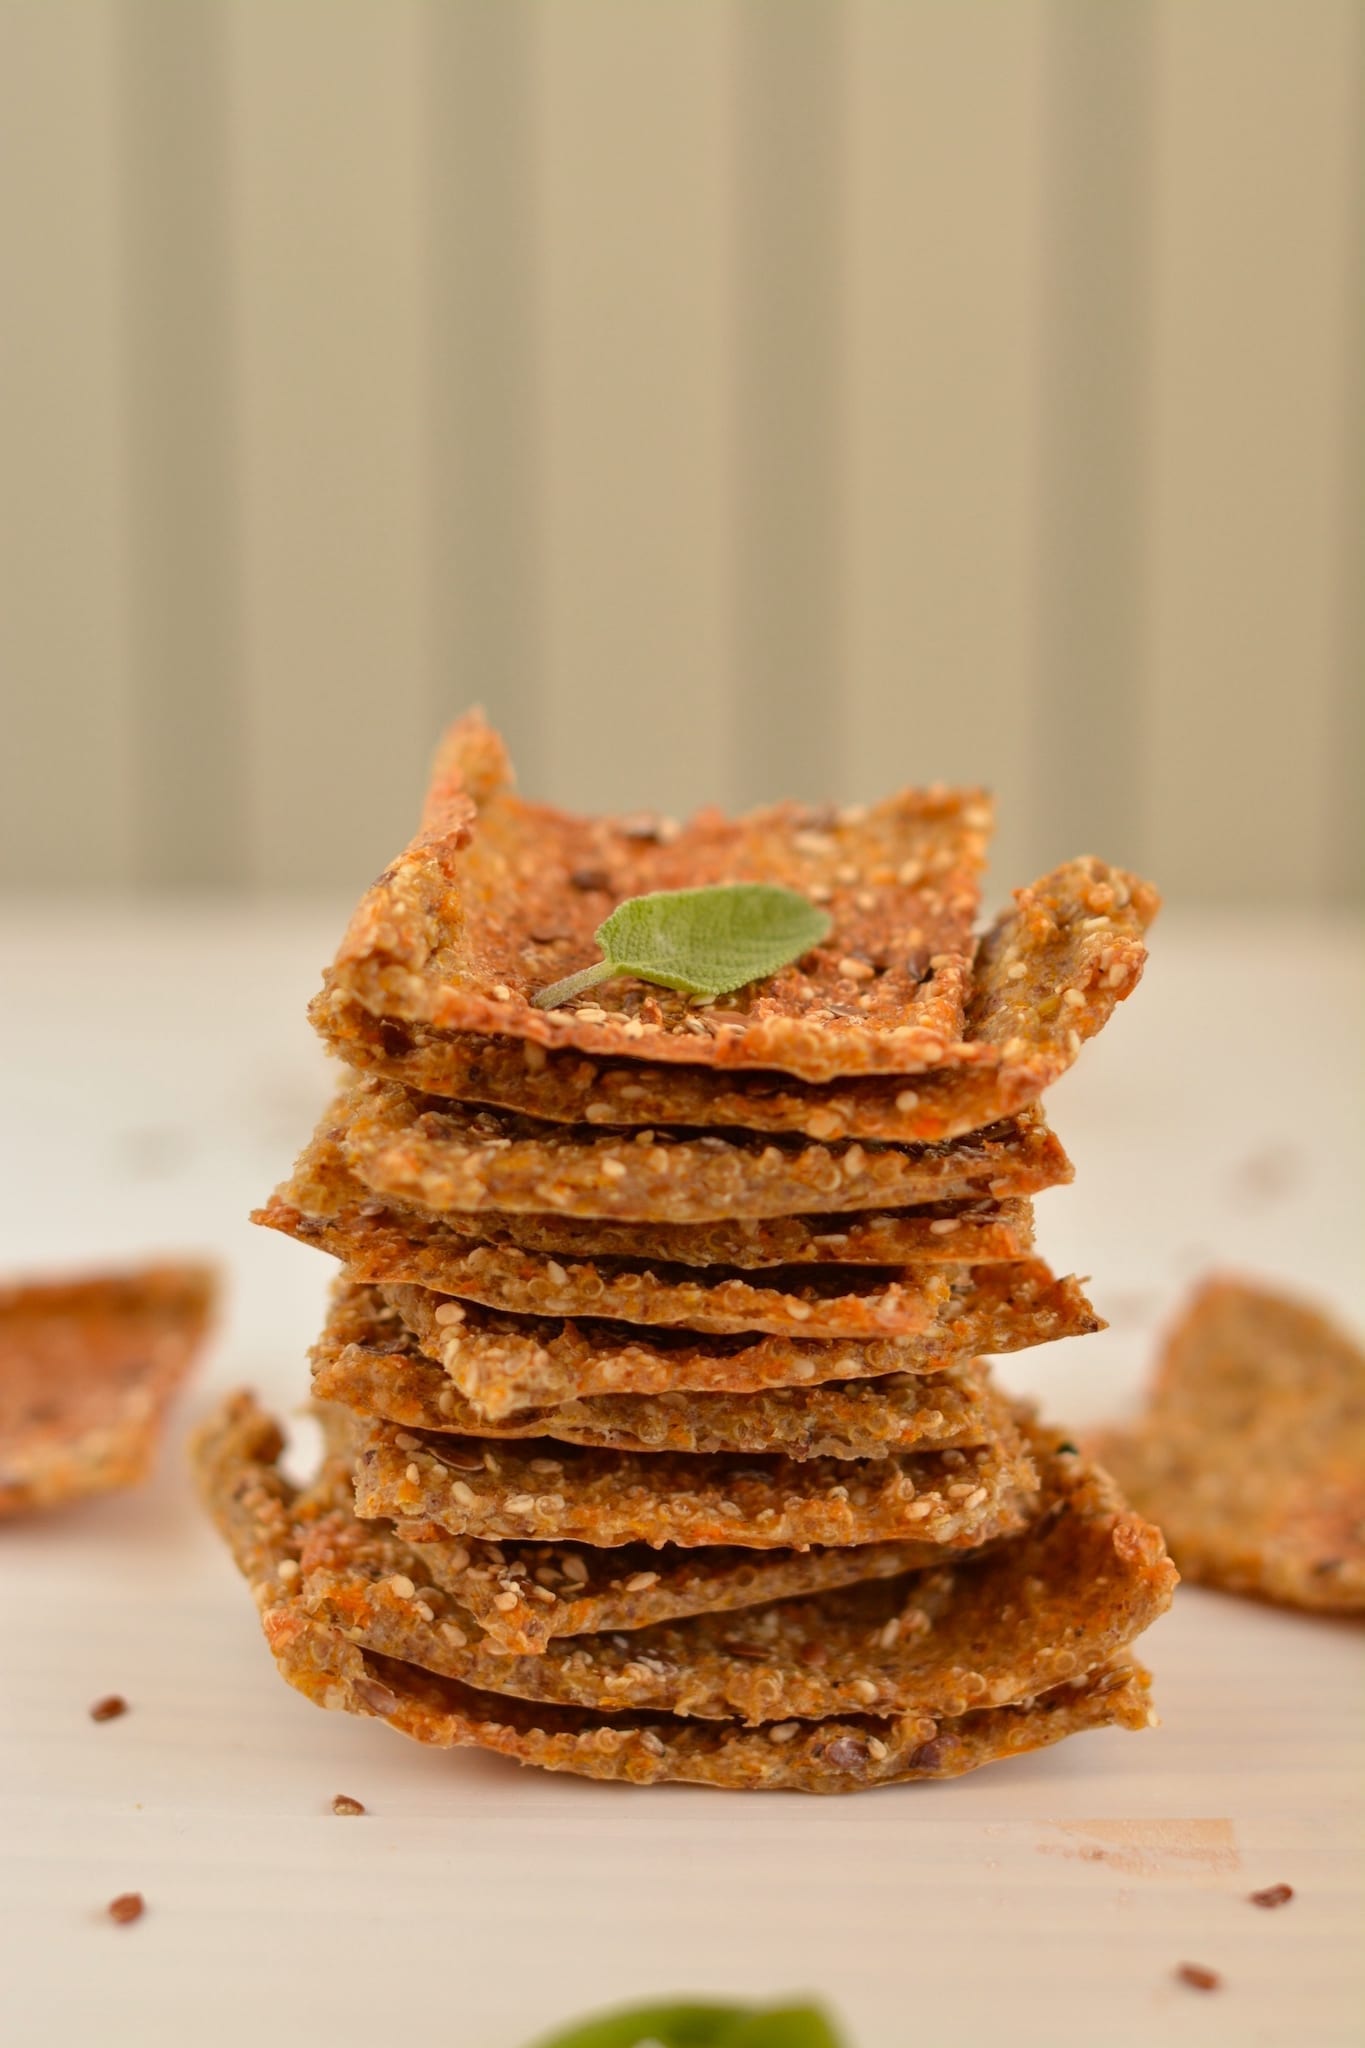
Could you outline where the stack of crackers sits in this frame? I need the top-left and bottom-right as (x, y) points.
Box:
(196, 713), (1176, 1793)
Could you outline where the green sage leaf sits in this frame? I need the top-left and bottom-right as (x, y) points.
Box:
(525, 1997), (844, 2048)
(533, 884), (831, 1009)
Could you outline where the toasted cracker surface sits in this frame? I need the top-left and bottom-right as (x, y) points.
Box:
(1091, 1277), (1365, 1612)
(194, 1390), (961, 1654)
(265, 1619), (1154, 1791)
(260, 1146), (1021, 1340)
(259, 1132), (1039, 1272)
(0, 1264), (217, 1517)
(355, 1409), (1039, 1550)
(313, 1282), (1005, 1461)
(294, 1435), (1174, 1722)
(311, 711), (994, 1083)
(340, 1080), (1069, 1224)
(192, 1394), (1151, 1787)
(365, 1261), (1098, 1417)
(318, 857), (1156, 1142)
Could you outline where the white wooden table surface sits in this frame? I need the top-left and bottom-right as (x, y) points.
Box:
(1, 904), (1361, 2048)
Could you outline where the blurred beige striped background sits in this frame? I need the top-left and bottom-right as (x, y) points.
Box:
(1, 0), (1359, 906)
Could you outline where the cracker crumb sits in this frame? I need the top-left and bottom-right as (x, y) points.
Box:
(1175, 1964), (1221, 1992)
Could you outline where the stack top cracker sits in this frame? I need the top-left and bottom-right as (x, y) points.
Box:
(196, 712), (1175, 1794)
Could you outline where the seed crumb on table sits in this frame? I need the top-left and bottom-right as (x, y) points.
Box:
(107, 1893), (144, 1926)
(88, 1695), (128, 1722)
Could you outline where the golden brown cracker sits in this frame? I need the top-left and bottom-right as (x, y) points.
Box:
(258, 1131), (1039, 1273)
(294, 1434), (1174, 1723)
(319, 856), (1156, 1143)
(1091, 1277), (1365, 1612)
(355, 1411), (1040, 1551)
(0, 1263), (217, 1517)
(373, 1261), (1099, 1417)
(339, 1080), (1069, 1225)
(313, 1282), (1005, 1460)
(310, 710), (992, 1084)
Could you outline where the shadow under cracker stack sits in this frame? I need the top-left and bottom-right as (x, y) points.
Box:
(197, 709), (1173, 1792)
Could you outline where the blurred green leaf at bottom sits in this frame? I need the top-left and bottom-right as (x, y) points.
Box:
(525, 1996), (846, 2048)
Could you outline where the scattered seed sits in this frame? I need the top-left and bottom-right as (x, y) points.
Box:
(1175, 1964), (1221, 1993)
(107, 1893), (144, 1927)
(331, 1794), (365, 1817)
(1249, 1883), (1294, 1910)
(89, 1695), (127, 1723)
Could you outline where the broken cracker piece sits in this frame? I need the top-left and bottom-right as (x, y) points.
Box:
(1091, 1277), (1365, 1612)
(0, 1264), (216, 1517)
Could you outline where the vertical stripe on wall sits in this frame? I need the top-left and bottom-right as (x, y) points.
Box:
(227, 0), (435, 894)
(424, 3), (544, 795)
(0, 3), (135, 889)
(535, 0), (736, 820)
(120, 0), (244, 888)
(731, 0), (846, 809)
(1033, 0), (1153, 885)
(841, 0), (1049, 895)
(1143, 0), (1361, 905)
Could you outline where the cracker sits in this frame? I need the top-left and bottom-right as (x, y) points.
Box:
(194, 1391), (1156, 1786)
(313, 1282), (1006, 1461)
(367, 1261), (1099, 1417)
(355, 1412), (1040, 1550)
(339, 1079), (1070, 1223)
(258, 1131), (1039, 1272)
(261, 1148), (1014, 1342)
(268, 1615), (1155, 1792)
(0, 1263), (217, 1517)
(1091, 1277), (1365, 1613)
(294, 1434), (1174, 1723)
(403, 1528), (970, 1656)
(193, 1390), (967, 1653)
(318, 857), (1156, 1143)
(310, 710), (993, 1084)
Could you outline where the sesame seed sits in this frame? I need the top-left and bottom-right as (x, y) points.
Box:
(1004, 961), (1028, 981)
(414, 1600), (435, 1622)
(867, 1737), (889, 1761)
(600, 1158), (627, 1179)
(718, 1500), (742, 1516)
(491, 984), (512, 1002)
(895, 1089), (919, 1111)
(388, 1574), (416, 1599)
(449, 1480), (477, 1507)
(504, 1495), (537, 1514)
(394, 1432), (419, 1452)
(433, 1302), (466, 1326)
(838, 956), (874, 981)
(851, 1678), (879, 1703)
(625, 1571), (659, 1592)
(546, 1261), (568, 1286)
(768, 1721), (800, 1744)
(877, 1617), (901, 1648)
(493, 1590), (520, 1612)
(441, 1622), (468, 1647)
(929, 1218), (960, 1235)
(405, 1463), (421, 1486)
(1107, 961), (1128, 986)
(276, 1558), (300, 1583)
(1062, 987), (1086, 1009)
(576, 1005), (607, 1023)
(562, 1555), (590, 1584)
(331, 1794), (366, 1816)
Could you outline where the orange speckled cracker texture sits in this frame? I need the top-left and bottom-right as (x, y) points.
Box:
(316, 855), (1156, 1143)
(1091, 1277), (1365, 1613)
(1, 1263), (217, 1517)
(311, 710), (993, 1083)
